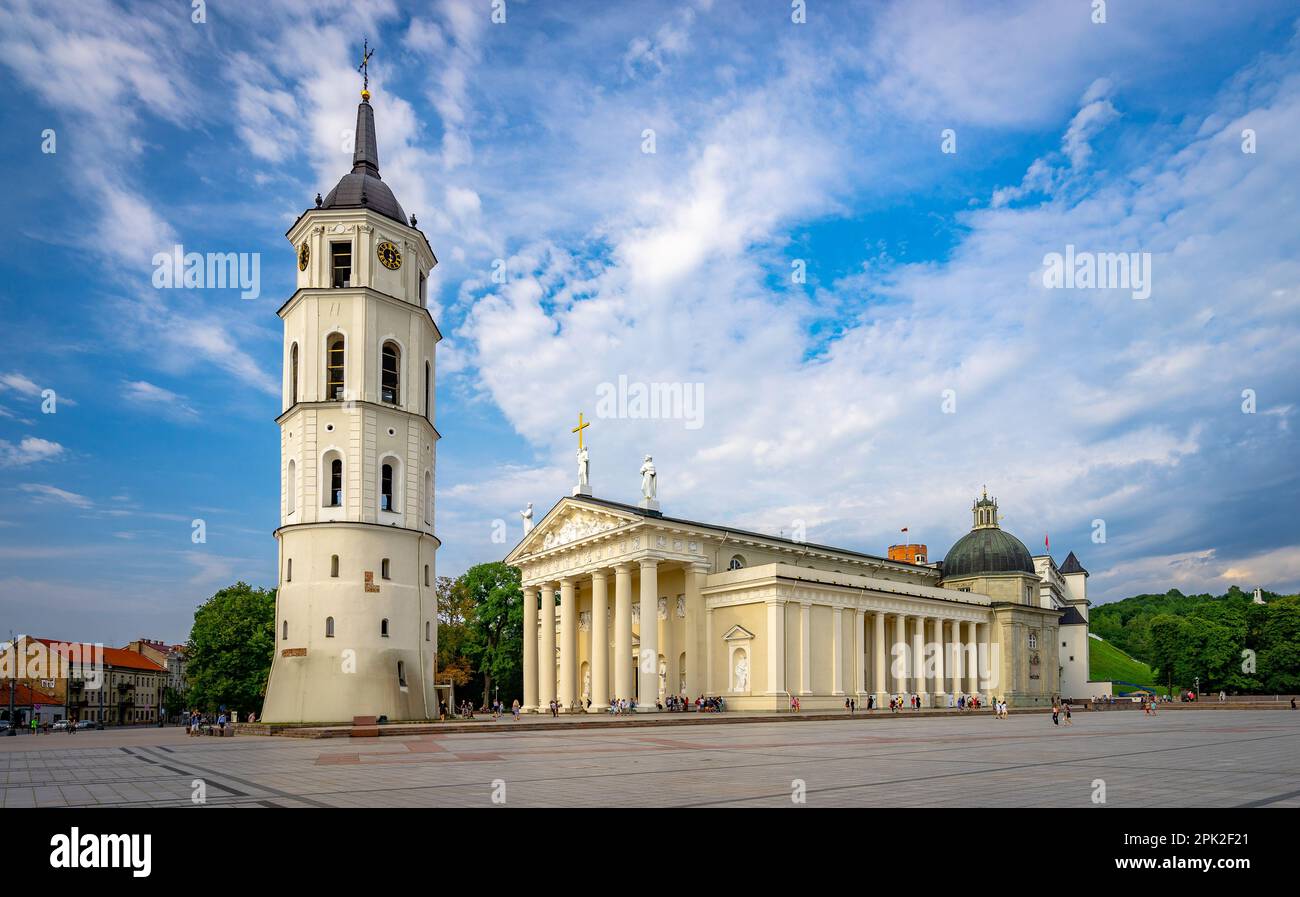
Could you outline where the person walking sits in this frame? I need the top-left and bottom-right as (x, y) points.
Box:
(1051, 701), (1060, 727)
(1063, 701), (1073, 726)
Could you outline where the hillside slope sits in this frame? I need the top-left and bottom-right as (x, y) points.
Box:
(1089, 636), (1160, 691)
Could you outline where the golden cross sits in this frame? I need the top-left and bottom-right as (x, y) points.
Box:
(571, 412), (590, 451)
(358, 37), (374, 92)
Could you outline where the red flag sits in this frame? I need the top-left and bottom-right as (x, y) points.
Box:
(1045, 533), (1050, 551)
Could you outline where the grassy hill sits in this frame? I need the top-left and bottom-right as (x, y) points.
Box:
(1089, 636), (1163, 694)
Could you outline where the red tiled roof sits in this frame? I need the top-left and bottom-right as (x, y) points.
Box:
(0, 682), (60, 706)
(34, 638), (166, 673)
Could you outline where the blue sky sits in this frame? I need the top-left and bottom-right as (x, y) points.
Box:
(1, 0), (1298, 645)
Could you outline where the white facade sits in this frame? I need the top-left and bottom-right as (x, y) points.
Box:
(262, 96), (442, 723)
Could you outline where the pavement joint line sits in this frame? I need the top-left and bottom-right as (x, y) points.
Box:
(134, 746), (327, 808)
(1236, 786), (1300, 808)
(678, 729), (1300, 807)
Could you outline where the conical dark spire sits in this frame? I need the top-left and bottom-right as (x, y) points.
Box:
(1060, 551), (1089, 577)
(352, 97), (380, 177)
(318, 94), (406, 224)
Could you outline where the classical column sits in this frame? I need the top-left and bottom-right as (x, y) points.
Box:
(705, 603), (715, 694)
(964, 620), (979, 697)
(766, 599), (786, 696)
(799, 602), (813, 695)
(931, 616), (946, 705)
(539, 583), (556, 711)
(614, 564), (633, 702)
(948, 620), (961, 698)
(978, 621), (992, 701)
(662, 590), (675, 699)
(637, 559), (659, 710)
(559, 577), (576, 710)
(684, 563), (707, 697)
(589, 570), (609, 711)
(911, 615), (926, 704)
(831, 606), (845, 696)
(523, 585), (538, 712)
(894, 614), (908, 696)
(854, 608), (866, 697)
(873, 610), (887, 705)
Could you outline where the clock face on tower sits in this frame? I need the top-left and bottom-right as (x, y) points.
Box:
(376, 240), (402, 270)
(298, 242), (310, 271)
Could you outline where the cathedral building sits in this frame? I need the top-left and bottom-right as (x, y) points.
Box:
(505, 486), (1097, 711)
(261, 83), (441, 723)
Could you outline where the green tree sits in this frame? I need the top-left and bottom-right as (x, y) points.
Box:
(459, 562), (523, 708)
(1147, 614), (1194, 692)
(1259, 598), (1300, 693)
(186, 582), (275, 715)
(162, 687), (187, 721)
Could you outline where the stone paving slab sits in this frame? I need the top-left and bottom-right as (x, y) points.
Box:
(0, 708), (1295, 808)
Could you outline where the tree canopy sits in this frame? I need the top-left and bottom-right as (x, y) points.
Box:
(185, 581), (276, 714)
(1092, 587), (1299, 693)
(437, 562), (523, 707)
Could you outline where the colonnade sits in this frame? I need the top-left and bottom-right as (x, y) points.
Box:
(522, 568), (994, 711)
(523, 560), (709, 712)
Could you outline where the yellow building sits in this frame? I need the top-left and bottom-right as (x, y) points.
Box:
(505, 489), (1090, 711)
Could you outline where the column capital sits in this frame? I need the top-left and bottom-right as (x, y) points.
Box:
(614, 562), (633, 574)
(638, 557), (660, 570)
(689, 561), (711, 573)
(540, 582), (556, 594)
(522, 585), (538, 596)
(590, 568), (609, 583)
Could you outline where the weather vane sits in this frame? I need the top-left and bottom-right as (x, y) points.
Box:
(358, 37), (374, 98)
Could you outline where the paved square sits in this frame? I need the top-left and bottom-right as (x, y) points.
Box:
(1, 709), (1296, 808)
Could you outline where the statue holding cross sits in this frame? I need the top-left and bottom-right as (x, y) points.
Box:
(572, 412), (592, 496)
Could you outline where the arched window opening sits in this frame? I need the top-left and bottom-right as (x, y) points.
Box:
(728, 555), (746, 571)
(326, 457), (344, 507)
(381, 618), (390, 637)
(397, 660), (407, 687)
(326, 334), (345, 400)
(331, 555), (339, 577)
(425, 621), (431, 641)
(282, 620), (288, 641)
(325, 617), (335, 638)
(424, 361), (431, 420)
(381, 341), (400, 404)
(381, 558), (391, 580)
(381, 463), (395, 512)
(424, 564), (430, 587)
(286, 459), (297, 515)
(289, 343), (299, 405)
(286, 558), (292, 582)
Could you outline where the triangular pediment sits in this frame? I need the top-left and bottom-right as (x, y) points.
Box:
(722, 625), (755, 641)
(505, 497), (641, 563)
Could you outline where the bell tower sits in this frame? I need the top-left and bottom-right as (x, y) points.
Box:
(262, 68), (441, 723)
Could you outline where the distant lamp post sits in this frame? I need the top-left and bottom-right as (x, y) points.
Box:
(6, 632), (15, 736)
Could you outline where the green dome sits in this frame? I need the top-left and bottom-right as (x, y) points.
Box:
(942, 527), (1036, 578)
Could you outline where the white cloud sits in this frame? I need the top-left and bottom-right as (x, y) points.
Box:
(122, 380), (199, 420)
(0, 438), (64, 467)
(19, 484), (92, 509)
